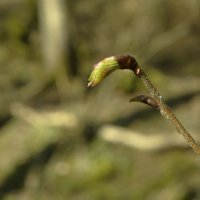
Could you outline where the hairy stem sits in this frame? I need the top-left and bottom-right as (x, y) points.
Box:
(135, 67), (200, 155)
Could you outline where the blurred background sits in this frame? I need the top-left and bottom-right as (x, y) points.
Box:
(0, 0), (200, 199)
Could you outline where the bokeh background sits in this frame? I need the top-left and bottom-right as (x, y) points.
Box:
(0, 0), (200, 199)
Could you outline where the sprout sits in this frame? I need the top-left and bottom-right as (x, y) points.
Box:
(88, 56), (120, 87)
(88, 55), (139, 87)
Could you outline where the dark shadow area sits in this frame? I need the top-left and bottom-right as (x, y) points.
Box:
(0, 143), (57, 198)
(182, 187), (199, 200)
(83, 123), (101, 142)
(0, 115), (12, 129)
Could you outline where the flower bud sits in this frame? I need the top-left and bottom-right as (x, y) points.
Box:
(88, 54), (139, 87)
(88, 56), (120, 87)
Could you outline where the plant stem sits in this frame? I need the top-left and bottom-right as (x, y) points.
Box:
(135, 67), (200, 155)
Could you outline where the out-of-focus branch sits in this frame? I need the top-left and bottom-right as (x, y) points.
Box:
(99, 125), (199, 151)
(37, 0), (70, 97)
(138, 23), (190, 63)
(10, 103), (78, 128)
(37, 0), (68, 70)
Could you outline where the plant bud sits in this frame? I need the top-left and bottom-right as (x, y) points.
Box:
(130, 95), (159, 110)
(88, 56), (120, 87)
(88, 54), (139, 87)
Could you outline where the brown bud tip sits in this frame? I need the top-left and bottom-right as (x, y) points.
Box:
(115, 55), (139, 72)
(130, 95), (159, 110)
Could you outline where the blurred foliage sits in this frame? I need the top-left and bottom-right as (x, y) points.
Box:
(0, 0), (200, 199)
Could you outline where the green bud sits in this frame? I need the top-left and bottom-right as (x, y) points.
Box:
(88, 56), (120, 87)
(88, 54), (139, 87)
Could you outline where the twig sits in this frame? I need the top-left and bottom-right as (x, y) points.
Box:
(88, 54), (200, 155)
(133, 66), (200, 155)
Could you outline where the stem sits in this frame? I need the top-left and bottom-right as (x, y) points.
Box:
(135, 67), (200, 155)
